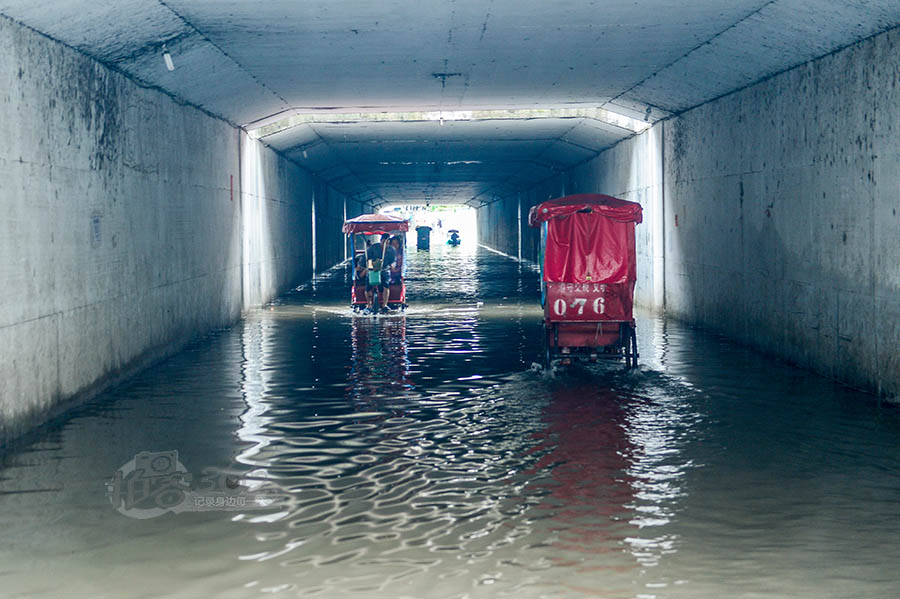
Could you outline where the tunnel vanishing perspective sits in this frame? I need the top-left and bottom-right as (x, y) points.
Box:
(2, 2), (900, 598)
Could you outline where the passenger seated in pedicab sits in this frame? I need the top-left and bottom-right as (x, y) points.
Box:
(364, 236), (380, 311)
(388, 236), (403, 285)
(354, 251), (368, 285)
(365, 234), (396, 313)
(358, 236), (378, 284)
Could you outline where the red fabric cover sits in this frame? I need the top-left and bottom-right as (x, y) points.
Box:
(528, 193), (642, 227)
(543, 210), (637, 285)
(531, 194), (641, 323)
(343, 213), (410, 234)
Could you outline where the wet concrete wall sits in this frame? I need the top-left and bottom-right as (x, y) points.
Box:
(477, 176), (562, 265)
(553, 26), (900, 398)
(313, 183), (354, 273)
(239, 131), (318, 307)
(0, 17), (344, 444)
(568, 125), (666, 310)
(477, 193), (519, 259)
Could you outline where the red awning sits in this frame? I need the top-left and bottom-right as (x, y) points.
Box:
(528, 193), (643, 227)
(529, 194), (642, 285)
(342, 213), (410, 234)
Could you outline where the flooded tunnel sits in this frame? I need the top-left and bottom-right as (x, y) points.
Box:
(2, 2), (900, 598)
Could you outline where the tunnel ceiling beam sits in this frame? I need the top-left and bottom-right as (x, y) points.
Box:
(249, 108), (648, 141)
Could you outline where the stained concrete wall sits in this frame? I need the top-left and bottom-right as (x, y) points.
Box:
(664, 28), (900, 397)
(477, 192), (520, 259)
(240, 131), (312, 306)
(313, 183), (350, 273)
(0, 16), (345, 444)
(538, 26), (900, 398)
(568, 125), (665, 310)
(477, 176), (563, 265)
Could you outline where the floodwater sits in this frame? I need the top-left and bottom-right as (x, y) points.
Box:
(2, 242), (900, 599)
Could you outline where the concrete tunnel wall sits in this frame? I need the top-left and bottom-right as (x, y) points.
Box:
(0, 16), (353, 445)
(478, 25), (900, 399)
(315, 184), (365, 274)
(478, 176), (564, 266)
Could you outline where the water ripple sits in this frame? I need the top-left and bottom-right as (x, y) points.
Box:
(1, 245), (900, 598)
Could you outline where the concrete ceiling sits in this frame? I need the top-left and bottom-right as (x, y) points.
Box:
(4, 0), (900, 204)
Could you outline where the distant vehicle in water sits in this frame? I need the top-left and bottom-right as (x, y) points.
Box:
(343, 213), (409, 315)
(529, 194), (643, 368)
(446, 229), (461, 246)
(415, 225), (432, 250)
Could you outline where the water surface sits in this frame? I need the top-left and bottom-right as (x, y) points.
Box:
(2, 242), (899, 599)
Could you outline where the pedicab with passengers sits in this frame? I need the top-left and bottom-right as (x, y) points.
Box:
(342, 213), (410, 314)
(528, 194), (643, 368)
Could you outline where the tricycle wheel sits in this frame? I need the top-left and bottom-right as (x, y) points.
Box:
(542, 330), (553, 370)
(622, 324), (638, 369)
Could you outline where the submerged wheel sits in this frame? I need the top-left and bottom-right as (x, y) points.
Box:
(622, 324), (638, 369)
(542, 329), (554, 369)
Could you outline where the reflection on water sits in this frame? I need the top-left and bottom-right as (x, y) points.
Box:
(2, 244), (900, 598)
(528, 384), (637, 578)
(348, 316), (413, 402)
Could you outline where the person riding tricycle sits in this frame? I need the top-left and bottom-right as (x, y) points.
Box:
(343, 214), (409, 315)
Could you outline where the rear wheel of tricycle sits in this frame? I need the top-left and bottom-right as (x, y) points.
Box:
(542, 329), (553, 370)
(622, 324), (638, 369)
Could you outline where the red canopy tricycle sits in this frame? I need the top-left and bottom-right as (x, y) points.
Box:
(529, 194), (643, 368)
(342, 213), (409, 314)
